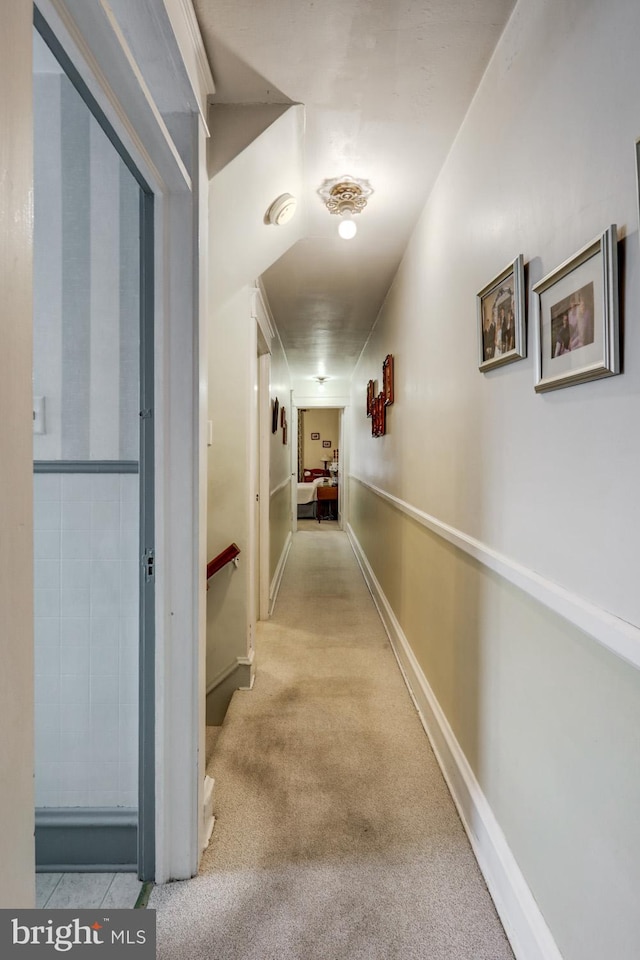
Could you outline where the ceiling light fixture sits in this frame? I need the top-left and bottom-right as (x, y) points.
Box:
(318, 175), (373, 240)
(265, 193), (297, 226)
(338, 216), (357, 240)
(314, 375), (330, 388)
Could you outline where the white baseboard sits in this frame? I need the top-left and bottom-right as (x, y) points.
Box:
(269, 530), (292, 616)
(237, 651), (255, 690)
(347, 523), (564, 960)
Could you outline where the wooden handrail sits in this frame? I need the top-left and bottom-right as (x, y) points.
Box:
(207, 543), (241, 580)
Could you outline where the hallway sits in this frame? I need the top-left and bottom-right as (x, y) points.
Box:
(151, 525), (513, 959)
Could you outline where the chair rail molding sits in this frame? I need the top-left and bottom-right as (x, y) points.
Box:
(350, 475), (640, 672)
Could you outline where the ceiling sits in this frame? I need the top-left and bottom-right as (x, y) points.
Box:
(193, 0), (515, 382)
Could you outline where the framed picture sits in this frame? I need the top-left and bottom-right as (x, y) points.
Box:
(280, 407), (286, 428)
(383, 355), (394, 404)
(366, 379), (375, 417)
(533, 225), (619, 392)
(272, 397), (279, 434)
(371, 393), (386, 437)
(477, 255), (526, 371)
(282, 423), (288, 445)
(310, 432), (320, 440)
(322, 440), (331, 448)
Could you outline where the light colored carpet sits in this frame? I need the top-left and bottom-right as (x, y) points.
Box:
(150, 526), (514, 960)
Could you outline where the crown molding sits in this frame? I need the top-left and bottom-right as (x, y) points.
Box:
(162, 0), (215, 133)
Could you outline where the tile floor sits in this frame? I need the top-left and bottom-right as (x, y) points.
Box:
(36, 872), (143, 909)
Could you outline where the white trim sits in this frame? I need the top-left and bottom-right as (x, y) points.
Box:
(237, 651), (256, 690)
(36, 0), (204, 887)
(206, 651), (254, 697)
(270, 531), (292, 616)
(207, 657), (241, 696)
(99, 0), (191, 188)
(252, 283), (276, 345)
(196, 117), (210, 867)
(270, 475), (291, 499)
(41, 0), (182, 194)
(351, 474), (640, 672)
(258, 352), (271, 621)
(161, 0), (215, 130)
(346, 523), (564, 960)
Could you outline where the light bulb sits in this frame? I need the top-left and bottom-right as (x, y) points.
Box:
(338, 217), (357, 240)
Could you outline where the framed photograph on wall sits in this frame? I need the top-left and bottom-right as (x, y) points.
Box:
(272, 397), (279, 433)
(366, 379), (376, 417)
(383, 354), (394, 405)
(322, 440), (331, 448)
(477, 255), (526, 371)
(310, 432), (320, 440)
(371, 393), (386, 437)
(533, 225), (619, 392)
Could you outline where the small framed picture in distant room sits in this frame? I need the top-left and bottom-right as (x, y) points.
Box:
(533, 226), (619, 392)
(311, 432), (320, 440)
(322, 440), (331, 448)
(477, 255), (526, 372)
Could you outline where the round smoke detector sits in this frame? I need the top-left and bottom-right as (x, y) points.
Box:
(265, 193), (297, 226)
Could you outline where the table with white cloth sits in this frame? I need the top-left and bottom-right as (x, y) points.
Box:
(297, 477), (332, 518)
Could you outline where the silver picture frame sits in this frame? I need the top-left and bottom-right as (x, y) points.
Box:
(533, 225), (619, 393)
(477, 254), (526, 371)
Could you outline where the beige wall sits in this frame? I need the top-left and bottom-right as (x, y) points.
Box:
(302, 408), (340, 471)
(269, 484), (291, 583)
(349, 480), (640, 960)
(0, 1), (35, 907)
(349, 1), (640, 957)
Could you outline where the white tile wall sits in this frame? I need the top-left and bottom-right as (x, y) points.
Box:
(34, 472), (139, 808)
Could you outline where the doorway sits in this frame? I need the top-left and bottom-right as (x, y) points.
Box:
(32, 15), (154, 879)
(296, 407), (342, 527)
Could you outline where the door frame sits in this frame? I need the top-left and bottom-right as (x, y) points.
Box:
(34, 0), (213, 883)
(291, 401), (349, 531)
(33, 7), (157, 880)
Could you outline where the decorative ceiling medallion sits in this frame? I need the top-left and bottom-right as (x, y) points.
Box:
(318, 176), (374, 216)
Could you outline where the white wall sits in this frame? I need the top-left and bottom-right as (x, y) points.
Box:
(206, 286), (254, 685)
(353, 0), (640, 627)
(350, 1), (640, 958)
(206, 98), (304, 683)
(208, 105), (305, 305)
(0, 0), (35, 908)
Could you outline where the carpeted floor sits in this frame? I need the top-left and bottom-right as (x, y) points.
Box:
(150, 524), (514, 960)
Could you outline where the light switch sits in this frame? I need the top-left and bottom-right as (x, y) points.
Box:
(33, 396), (46, 434)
